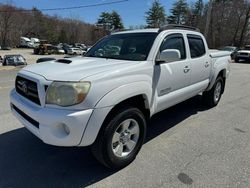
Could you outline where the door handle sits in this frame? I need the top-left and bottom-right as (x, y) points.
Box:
(205, 62), (210, 68)
(183, 66), (190, 73)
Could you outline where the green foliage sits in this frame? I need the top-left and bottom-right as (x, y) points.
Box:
(187, 0), (204, 27)
(97, 12), (110, 26)
(167, 0), (189, 24)
(193, 0), (204, 17)
(97, 11), (124, 30)
(145, 0), (166, 28)
(110, 11), (124, 30)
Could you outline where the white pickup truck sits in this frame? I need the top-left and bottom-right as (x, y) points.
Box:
(10, 25), (230, 169)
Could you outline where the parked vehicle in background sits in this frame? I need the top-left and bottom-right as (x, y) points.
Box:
(2, 54), (27, 66)
(34, 44), (54, 55)
(52, 46), (65, 54)
(67, 47), (85, 55)
(1, 46), (11, 50)
(60, 43), (72, 54)
(219, 46), (239, 59)
(75, 43), (87, 51)
(36, 57), (56, 63)
(235, 45), (250, 63)
(20, 37), (32, 48)
(10, 25), (230, 169)
(30, 38), (40, 48)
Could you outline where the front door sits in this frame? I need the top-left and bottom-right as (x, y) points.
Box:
(155, 33), (191, 113)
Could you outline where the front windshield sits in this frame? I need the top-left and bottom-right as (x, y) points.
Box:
(85, 33), (157, 61)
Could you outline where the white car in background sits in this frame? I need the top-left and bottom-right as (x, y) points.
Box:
(67, 47), (85, 55)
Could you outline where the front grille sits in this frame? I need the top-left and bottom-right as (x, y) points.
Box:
(12, 104), (39, 129)
(15, 76), (41, 105)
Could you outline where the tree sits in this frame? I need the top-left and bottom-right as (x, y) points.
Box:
(110, 11), (124, 30)
(97, 12), (111, 30)
(97, 11), (124, 31)
(0, 4), (14, 47)
(58, 29), (67, 43)
(191, 0), (204, 26)
(31, 8), (42, 33)
(193, 0), (204, 17)
(167, 0), (189, 25)
(239, 4), (250, 46)
(145, 0), (166, 28)
(231, 0), (246, 45)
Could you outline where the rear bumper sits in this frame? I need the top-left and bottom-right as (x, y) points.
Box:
(10, 89), (93, 146)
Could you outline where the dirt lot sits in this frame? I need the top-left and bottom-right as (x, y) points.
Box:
(0, 48), (65, 65)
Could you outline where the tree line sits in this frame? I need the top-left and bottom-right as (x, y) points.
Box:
(145, 0), (250, 48)
(0, 4), (108, 47)
(0, 1), (250, 48)
(96, 0), (250, 48)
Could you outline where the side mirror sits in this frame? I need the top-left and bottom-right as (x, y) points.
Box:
(157, 49), (181, 64)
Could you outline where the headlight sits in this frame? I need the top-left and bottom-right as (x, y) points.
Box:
(46, 81), (91, 107)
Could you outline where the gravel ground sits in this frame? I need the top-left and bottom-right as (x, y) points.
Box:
(0, 63), (250, 188)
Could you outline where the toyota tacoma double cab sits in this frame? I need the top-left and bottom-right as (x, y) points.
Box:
(10, 25), (230, 169)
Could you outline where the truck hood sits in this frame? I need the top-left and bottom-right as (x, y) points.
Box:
(22, 57), (139, 81)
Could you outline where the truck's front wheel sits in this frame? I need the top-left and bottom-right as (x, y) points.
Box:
(91, 107), (146, 169)
(203, 77), (224, 107)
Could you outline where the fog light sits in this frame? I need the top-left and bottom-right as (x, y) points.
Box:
(51, 123), (71, 138)
(63, 124), (70, 135)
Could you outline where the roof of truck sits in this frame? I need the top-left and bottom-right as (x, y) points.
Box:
(112, 28), (159, 35)
(112, 25), (200, 35)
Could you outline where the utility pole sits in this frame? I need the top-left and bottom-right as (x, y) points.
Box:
(204, 0), (213, 39)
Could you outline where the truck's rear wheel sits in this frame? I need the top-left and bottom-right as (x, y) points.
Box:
(91, 107), (146, 169)
(202, 77), (224, 107)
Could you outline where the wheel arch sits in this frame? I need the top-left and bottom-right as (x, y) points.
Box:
(94, 81), (152, 110)
(207, 68), (227, 92)
(217, 69), (226, 93)
(79, 82), (152, 146)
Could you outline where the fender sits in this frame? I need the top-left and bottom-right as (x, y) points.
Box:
(79, 81), (152, 146)
(206, 57), (230, 91)
(95, 81), (152, 109)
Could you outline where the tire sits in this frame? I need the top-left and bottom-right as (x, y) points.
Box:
(202, 77), (224, 107)
(91, 107), (146, 169)
(234, 58), (239, 63)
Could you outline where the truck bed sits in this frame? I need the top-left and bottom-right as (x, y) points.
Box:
(209, 49), (231, 58)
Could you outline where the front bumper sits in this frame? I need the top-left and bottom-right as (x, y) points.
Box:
(235, 55), (250, 62)
(10, 89), (93, 146)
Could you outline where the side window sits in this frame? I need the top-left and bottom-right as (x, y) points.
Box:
(160, 34), (186, 60)
(187, 34), (206, 58)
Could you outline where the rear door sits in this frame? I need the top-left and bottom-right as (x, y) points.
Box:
(187, 34), (211, 86)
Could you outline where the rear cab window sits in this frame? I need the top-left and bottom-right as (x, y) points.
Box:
(187, 34), (206, 58)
